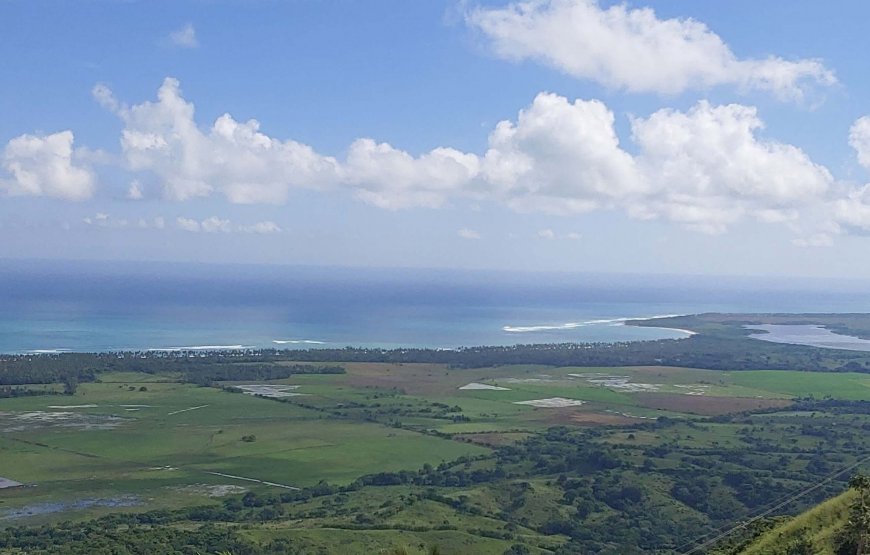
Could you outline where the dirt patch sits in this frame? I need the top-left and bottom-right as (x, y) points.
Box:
(340, 362), (548, 395)
(543, 410), (640, 427)
(0, 477), (22, 489)
(342, 363), (460, 395)
(235, 384), (305, 398)
(458, 382), (510, 391)
(453, 432), (531, 446)
(632, 393), (792, 415)
(173, 484), (247, 497)
(515, 397), (585, 408)
(0, 411), (124, 432)
(1, 496), (140, 521)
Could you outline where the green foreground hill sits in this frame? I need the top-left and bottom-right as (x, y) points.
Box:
(730, 490), (856, 555)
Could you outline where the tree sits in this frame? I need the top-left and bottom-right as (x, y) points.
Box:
(837, 474), (870, 555)
(63, 376), (78, 395)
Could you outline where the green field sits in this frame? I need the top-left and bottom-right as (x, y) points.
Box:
(1, 357), (869, 553)
(0, 376), (486, 525)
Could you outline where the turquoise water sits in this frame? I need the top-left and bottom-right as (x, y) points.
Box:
(2, 260), (870, 353)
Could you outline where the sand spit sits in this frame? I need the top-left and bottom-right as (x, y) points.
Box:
(514, 397), (586, 408)
(459, 382), (511, 391)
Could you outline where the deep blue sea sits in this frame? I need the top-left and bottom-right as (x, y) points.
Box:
(2, 260), (870, 354)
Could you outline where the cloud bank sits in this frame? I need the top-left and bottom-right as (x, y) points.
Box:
(82, 78), (857, 242)
(6, 75), (870, 245)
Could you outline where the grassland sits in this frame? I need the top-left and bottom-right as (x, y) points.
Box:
(1, 357), (869, 553)
(0, 373), (486, 525)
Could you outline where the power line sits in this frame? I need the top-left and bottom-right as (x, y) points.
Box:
(678, 454), (870, 555)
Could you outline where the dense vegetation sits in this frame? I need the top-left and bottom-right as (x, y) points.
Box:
(0, 352), (344, 386)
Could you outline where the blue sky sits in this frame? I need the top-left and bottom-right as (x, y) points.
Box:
(3, 0), (870, 276)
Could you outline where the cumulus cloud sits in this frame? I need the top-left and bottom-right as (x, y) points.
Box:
(127, 180), (144, 200)
(175, 216), (280, 234)
(537, 229), (581, 240)
(176, 217), (201, 232)
(849, 117), (870, 171)
(83, 212), (129, 228)
(238, 221), (282, 234)
(458, 228), (481, 239)
(95, 78), (341, 203)
(1, 130), (96, 200)
(482, 93), (641, 214)
(200, 216), (230, 233)
(346, 139), (480, 209)
(466, 0), (835, 100)
(832, 184), (870, 233)
(89, 78), (848, 240)
(168, 23), (198, 48)
(630, 101), (832, 233)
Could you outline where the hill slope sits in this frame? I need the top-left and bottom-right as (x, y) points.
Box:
(735, 490), (856, 555)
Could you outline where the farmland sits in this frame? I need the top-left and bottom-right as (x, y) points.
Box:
(1, 335), (869, 553)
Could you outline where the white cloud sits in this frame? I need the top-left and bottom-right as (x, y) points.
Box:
(832, 184), (870, 232)
(346, 139), (480, 209)
(566, 232), (581, 240)
(482, 92), (641, 214)
(537, 228), (556, 239)
(176, 216), (282, 234)
(630, 101), (832, 233)
(168, 23), (198, 49)
(466, 0), (835, 100)
(200, 216), (230, 233)
(1, 131), (95, 200)
(176, 217), (201, 232)
(127, 180), (144, 200)
(83, 212), (128, 228)
(849, 117), (870, 170)
(239, 221), (282, 234)
(96, 78), (341, 203)
(458, 228), (481, 239)
(90, 78), (846, 240)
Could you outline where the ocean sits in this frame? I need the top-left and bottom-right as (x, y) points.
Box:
(2, 260), (870, 354)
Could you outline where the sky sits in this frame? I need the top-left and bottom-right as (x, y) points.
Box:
(4, 0), (870, 277)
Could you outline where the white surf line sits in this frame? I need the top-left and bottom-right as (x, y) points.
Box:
(204, 471), (300, 490)
(167, 404), (209, 416)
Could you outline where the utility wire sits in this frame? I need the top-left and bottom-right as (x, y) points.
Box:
(677, 453), (870, 555)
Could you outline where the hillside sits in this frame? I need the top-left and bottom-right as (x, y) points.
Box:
(732, 490), (856, 555)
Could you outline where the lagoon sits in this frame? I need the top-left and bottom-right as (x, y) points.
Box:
(746, 324), (870, 351)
